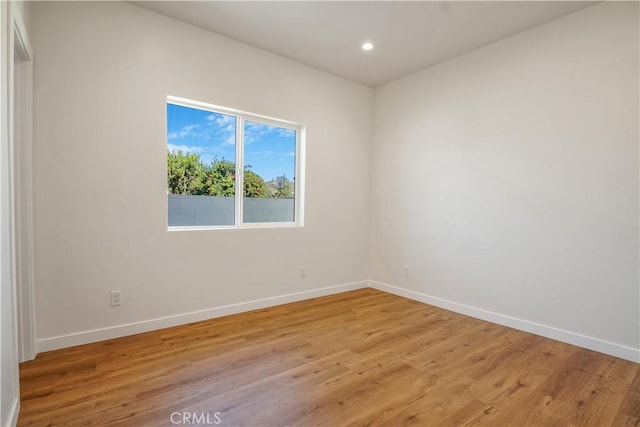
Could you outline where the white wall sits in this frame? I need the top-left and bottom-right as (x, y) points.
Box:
(371, 2), (639, 359)
(31, 1), (639, 363)
(32, 2), (372, 348)
(0, 3), (14, 424)
(2, 1), (31, 424)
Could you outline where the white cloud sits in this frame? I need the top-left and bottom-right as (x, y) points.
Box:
(223, 135), (236, 146)
(244, 122), (295, 145)
(168, 124), (199, 140)
(179, 124), (199, 137)
(277, 128), (296, 138)
(244, 122), (270, 145)
(200, 114), (236, 144)
(207, 114), (235, 126)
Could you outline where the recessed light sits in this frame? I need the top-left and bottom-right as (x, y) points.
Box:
(361, 42), (374, 51)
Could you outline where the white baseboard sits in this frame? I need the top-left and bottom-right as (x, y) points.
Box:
(35, 279), (640, 364)
(36, 281), (367, 353)
(369, 281), (640, 364)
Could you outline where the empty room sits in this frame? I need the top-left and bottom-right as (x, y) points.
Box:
(0, 0), (638, 425)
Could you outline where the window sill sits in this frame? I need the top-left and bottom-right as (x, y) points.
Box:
(168, 222), (303, 232)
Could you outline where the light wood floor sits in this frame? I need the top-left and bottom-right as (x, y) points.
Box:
(19, 288), (639, 426)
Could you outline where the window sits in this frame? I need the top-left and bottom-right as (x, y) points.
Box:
(166, 96), (304, 229)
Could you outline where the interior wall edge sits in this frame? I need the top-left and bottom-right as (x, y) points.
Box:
(35, 276), (640, 364)
(369, 281), (640, 364)
(35, 280), (367, 354)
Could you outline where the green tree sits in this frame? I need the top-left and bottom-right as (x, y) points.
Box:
(244, 169), (268, 198)
(167, 151), (204, 195)
(200, 159), (236, 196)
(167, 152), (271, 198)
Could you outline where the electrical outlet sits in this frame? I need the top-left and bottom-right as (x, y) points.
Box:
(299, 266), (306, 278)
(403, 265), (410, 277)
(111, 290), (121, 306)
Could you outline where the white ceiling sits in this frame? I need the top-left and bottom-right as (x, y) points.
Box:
(133, 1), (596, 87)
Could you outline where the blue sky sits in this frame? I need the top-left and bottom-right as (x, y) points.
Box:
(167, 103), (295, 181)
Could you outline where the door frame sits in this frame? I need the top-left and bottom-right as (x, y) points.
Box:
(10, 3), (35, 362)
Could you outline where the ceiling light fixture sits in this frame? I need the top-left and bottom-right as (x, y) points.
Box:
(361, 42), (374, 51)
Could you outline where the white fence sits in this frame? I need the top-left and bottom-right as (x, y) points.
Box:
(168, 195), (294, 226)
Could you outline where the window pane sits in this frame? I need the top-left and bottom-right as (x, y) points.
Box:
(243, 121), (296, 223)
(167, 103), (236, 226)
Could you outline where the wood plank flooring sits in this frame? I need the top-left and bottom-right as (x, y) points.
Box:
(18, 288), (639, 426)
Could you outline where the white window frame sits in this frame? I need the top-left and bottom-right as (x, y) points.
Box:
(167, 95), (305, 230)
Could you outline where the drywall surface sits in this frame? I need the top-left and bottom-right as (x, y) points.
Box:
(0, 3), (14, 424)
(32, 2), (372, 343)
(371, 2), (639, 351)
(2, 1), (31, 424)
